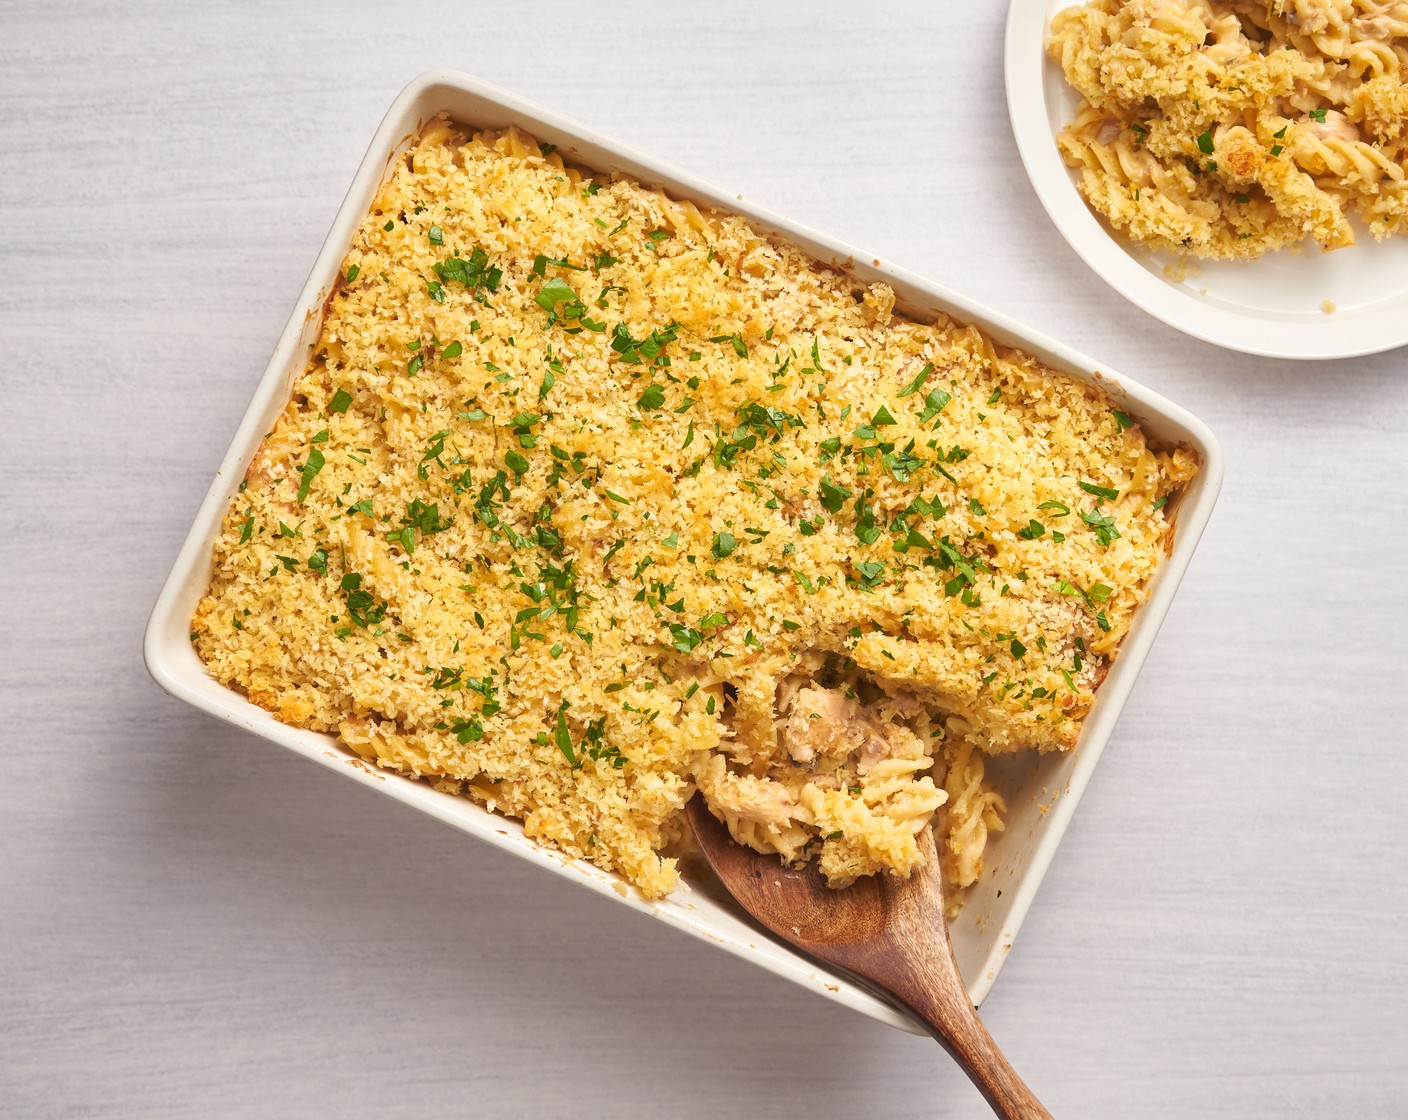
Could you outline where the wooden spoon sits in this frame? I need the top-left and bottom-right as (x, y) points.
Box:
(685, 795), (1052, 1119)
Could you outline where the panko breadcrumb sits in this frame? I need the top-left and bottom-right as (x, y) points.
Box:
(193, 119), (1196, 899)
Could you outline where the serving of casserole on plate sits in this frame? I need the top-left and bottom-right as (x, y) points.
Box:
(145, 71), (1222, 1033)
(1006, 0), (1408, 359)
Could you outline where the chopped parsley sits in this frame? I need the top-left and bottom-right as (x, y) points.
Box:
(1082, 508), (1121, 547)
(710, 332), (748, 358)
(819, 474), (852, 512)
(296, 449), (325, 503)
(896, 362), (933, 398)
(433, 247), (503, 296)
(1078, 480), (1120, 501)
(918, 388), (951, 425)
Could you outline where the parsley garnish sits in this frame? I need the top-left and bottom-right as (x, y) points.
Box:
(553, 703), (577, 767)
(918, 388), (952, 424)
(896, 362), (933, 398)
(434, 247), (503, 296)
(853, 560), (886, 588)
(668, 622), (705, 653)
(536, 276), (578, 311)
(296, 449), (325, 503)
(710, 332), (748, 358)
(1082, 508), (1121, 547)
(1078, 480), (1120, 501)
(532, 254), (586, 276)
(818, 474), (852, 513)
(340, 572), (387, 628)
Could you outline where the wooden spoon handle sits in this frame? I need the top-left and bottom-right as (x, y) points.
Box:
(835, 838), (1052, 1117)
(899, 985), (1053, 1119)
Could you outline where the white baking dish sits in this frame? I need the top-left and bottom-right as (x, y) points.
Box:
(144, 70), (1223, 1035)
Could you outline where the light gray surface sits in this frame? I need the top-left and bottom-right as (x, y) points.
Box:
(2, 2), (1405, 1116)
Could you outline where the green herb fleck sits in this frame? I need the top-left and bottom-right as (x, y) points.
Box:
(896, 362), (933, 398)
(1078, 480), (1120, 501)
(296, 449), (325, 503)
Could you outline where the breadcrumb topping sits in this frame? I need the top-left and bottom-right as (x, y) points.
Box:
(193, 120), (1196, 897)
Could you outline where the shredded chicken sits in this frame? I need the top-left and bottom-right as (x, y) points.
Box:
(705, 770), (794, 829)
(1307, 110), (1360, 145)
(781, 685), (901, 774)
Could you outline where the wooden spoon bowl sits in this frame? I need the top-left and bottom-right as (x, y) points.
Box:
(686, 795), (1052, 1119)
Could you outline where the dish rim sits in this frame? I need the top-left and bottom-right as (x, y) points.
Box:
(1005, 0), (1408, 361)
(144, 68), (1225, 1033)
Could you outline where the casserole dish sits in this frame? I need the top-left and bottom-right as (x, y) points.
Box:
(145, 70), (1223, 1034)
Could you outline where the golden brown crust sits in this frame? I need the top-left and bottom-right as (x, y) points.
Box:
(194, 122), (1194, 896)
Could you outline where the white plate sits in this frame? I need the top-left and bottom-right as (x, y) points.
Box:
(144, 70), (1223, 1034)
(1006, 0), (1408, 360)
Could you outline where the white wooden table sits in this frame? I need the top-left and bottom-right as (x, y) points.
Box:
(3, 3), (1405, 1116)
